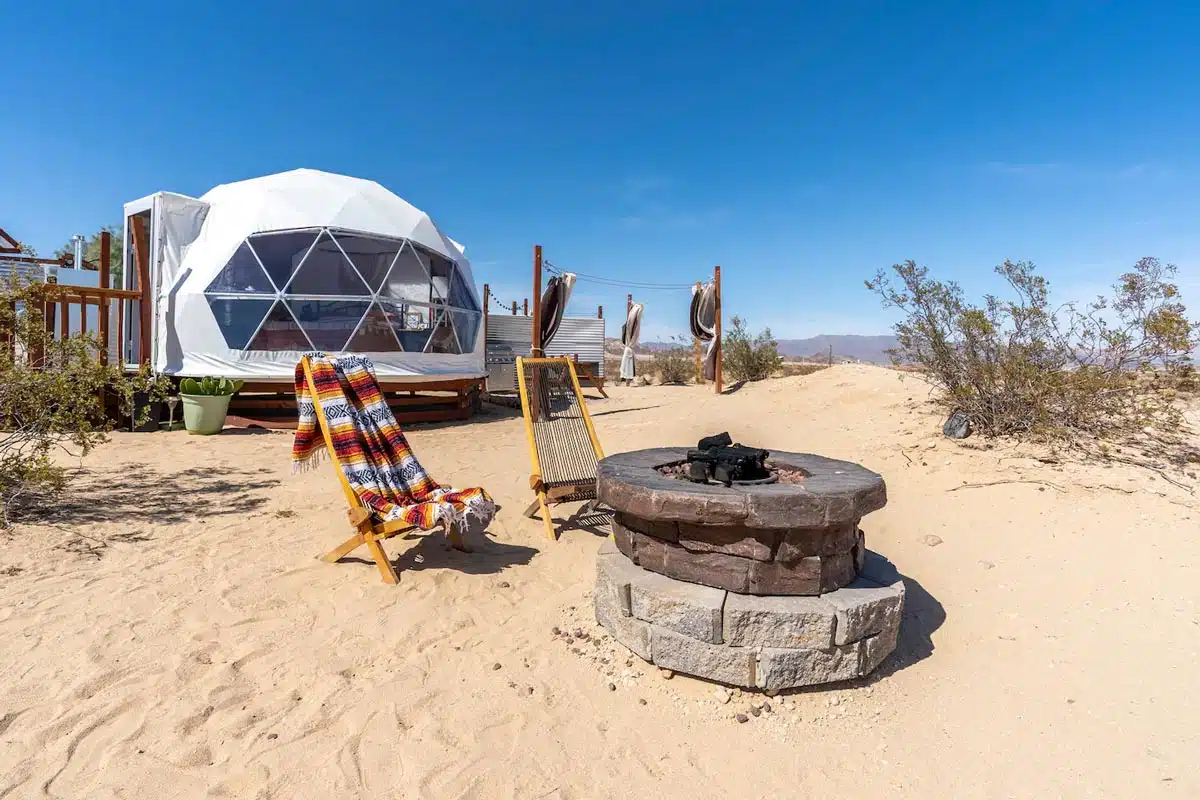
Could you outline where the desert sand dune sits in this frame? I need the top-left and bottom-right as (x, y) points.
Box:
(1, 365), (1196, 798)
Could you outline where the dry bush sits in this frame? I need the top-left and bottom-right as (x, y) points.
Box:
(722, 316), (783, 382)
(652, 338), (694, 384)
(0, 278), (152, 526)
(866, 258), (1199, 440)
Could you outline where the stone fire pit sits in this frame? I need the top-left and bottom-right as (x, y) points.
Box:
(593, 447), (904, 690)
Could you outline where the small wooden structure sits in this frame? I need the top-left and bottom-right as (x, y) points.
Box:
(1, 228), (144, 369)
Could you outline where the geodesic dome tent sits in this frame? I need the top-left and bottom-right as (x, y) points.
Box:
(122, 169), (484, 383)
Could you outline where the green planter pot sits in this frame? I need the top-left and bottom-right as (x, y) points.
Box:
(181, 394), (233, 435)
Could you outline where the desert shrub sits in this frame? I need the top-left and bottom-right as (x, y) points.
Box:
(0, 278), (145, 526)
(722, 316), (782, 382)
(865, 258), (1199, 439)
(652, 338), (694, 384)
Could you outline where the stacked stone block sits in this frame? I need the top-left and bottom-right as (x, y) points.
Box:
(594, 539), (905, 690)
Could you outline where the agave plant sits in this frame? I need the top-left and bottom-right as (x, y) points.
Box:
(179, 376), (244, 396)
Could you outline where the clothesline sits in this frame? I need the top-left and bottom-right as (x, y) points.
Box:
(543, 260), (702, 291)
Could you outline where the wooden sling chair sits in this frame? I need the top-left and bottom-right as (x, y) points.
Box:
(299, 356), (470, 585)
(516, 356), (606, 540)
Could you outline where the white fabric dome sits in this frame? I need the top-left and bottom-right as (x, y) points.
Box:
(139, 169), (484, 383)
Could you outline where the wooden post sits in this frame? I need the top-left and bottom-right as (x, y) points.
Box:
(597, 305), (603, 319)
(39, 277), (58, 367)
(99, 232), (111, 364)
(531, 245), (543, 355)
(523, 298), (529, 316)
(511, 301), (517, 315)
(130, 215), (152, 366)
(694, 281), (702, 383)
(482, 283), (489, 381)
(626, 293), (632, 319)
(60, 294), (69, 340)
(714, 265), (722, 394)
(1, 299), (14, 363)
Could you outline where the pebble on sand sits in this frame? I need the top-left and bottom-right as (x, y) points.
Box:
(920, 534), (944, 547)
(735, 714), (749, 724)
(492, 662), (502, 671)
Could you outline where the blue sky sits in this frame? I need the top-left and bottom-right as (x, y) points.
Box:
(3, 1), (1199, 341)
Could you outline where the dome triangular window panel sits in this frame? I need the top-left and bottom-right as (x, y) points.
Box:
(425, 307), (461, 355)
(288, 299), (371, 352)
(285, 230), (369, 297)
(207, 297), (275, 349)
(246, 300), (313, 351)
(379, 242), (434, 306)
(447, 265), (479, 313)
(331, 232), (402, 293)
(382, 302), (434, 352)
(206, 242), (274, 294)
(343, 302), (402, 352)
(247, 230), (319, 291)
(426, 250), (454, 305)
(448, 308), (481, 352)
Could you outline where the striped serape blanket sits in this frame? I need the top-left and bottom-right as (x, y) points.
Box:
(292, 354), (495, 531)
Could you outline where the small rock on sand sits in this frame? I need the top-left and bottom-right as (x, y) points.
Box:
(608, 682), (616, 692)
(920, 534), (944, 547)
(659, 668), (674, 679)
(492, 662), (502, 671)
(979, 560), (995, 569)
(735, 714), (749, 724)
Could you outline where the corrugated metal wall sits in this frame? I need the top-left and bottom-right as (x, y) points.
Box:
(485, 315), (606, 391)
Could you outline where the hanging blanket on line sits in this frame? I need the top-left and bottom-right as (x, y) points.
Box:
(292, 354), (495, 531)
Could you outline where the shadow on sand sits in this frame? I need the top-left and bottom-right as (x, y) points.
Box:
(340, 521), (538, 577)
(872, 571), (945, 679)
(49, 465), (279, 526)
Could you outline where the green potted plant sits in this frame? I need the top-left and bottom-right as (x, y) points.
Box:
(179, 376), (244, 435)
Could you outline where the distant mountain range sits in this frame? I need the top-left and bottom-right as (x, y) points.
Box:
(608, 334), (899, 364)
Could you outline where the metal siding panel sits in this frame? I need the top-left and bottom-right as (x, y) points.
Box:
(484, 316), (606, 391)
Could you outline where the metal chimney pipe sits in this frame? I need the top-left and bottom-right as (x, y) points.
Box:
(71, 234), (85, 270)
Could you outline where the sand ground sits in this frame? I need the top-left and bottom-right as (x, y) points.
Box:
(1, 365), (1197, 799)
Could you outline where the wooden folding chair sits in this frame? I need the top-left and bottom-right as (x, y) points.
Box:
(516, 356), (606, 540)
(300, 356), (470, 585)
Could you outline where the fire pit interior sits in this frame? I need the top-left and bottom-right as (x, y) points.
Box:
(593, 440), (905, 690)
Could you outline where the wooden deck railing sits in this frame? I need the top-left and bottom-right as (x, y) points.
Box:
(43, 282), (143, 365)
(3, 230), (151, 369)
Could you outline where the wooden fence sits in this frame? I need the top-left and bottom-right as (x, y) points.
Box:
(2, 230), (147, 368)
